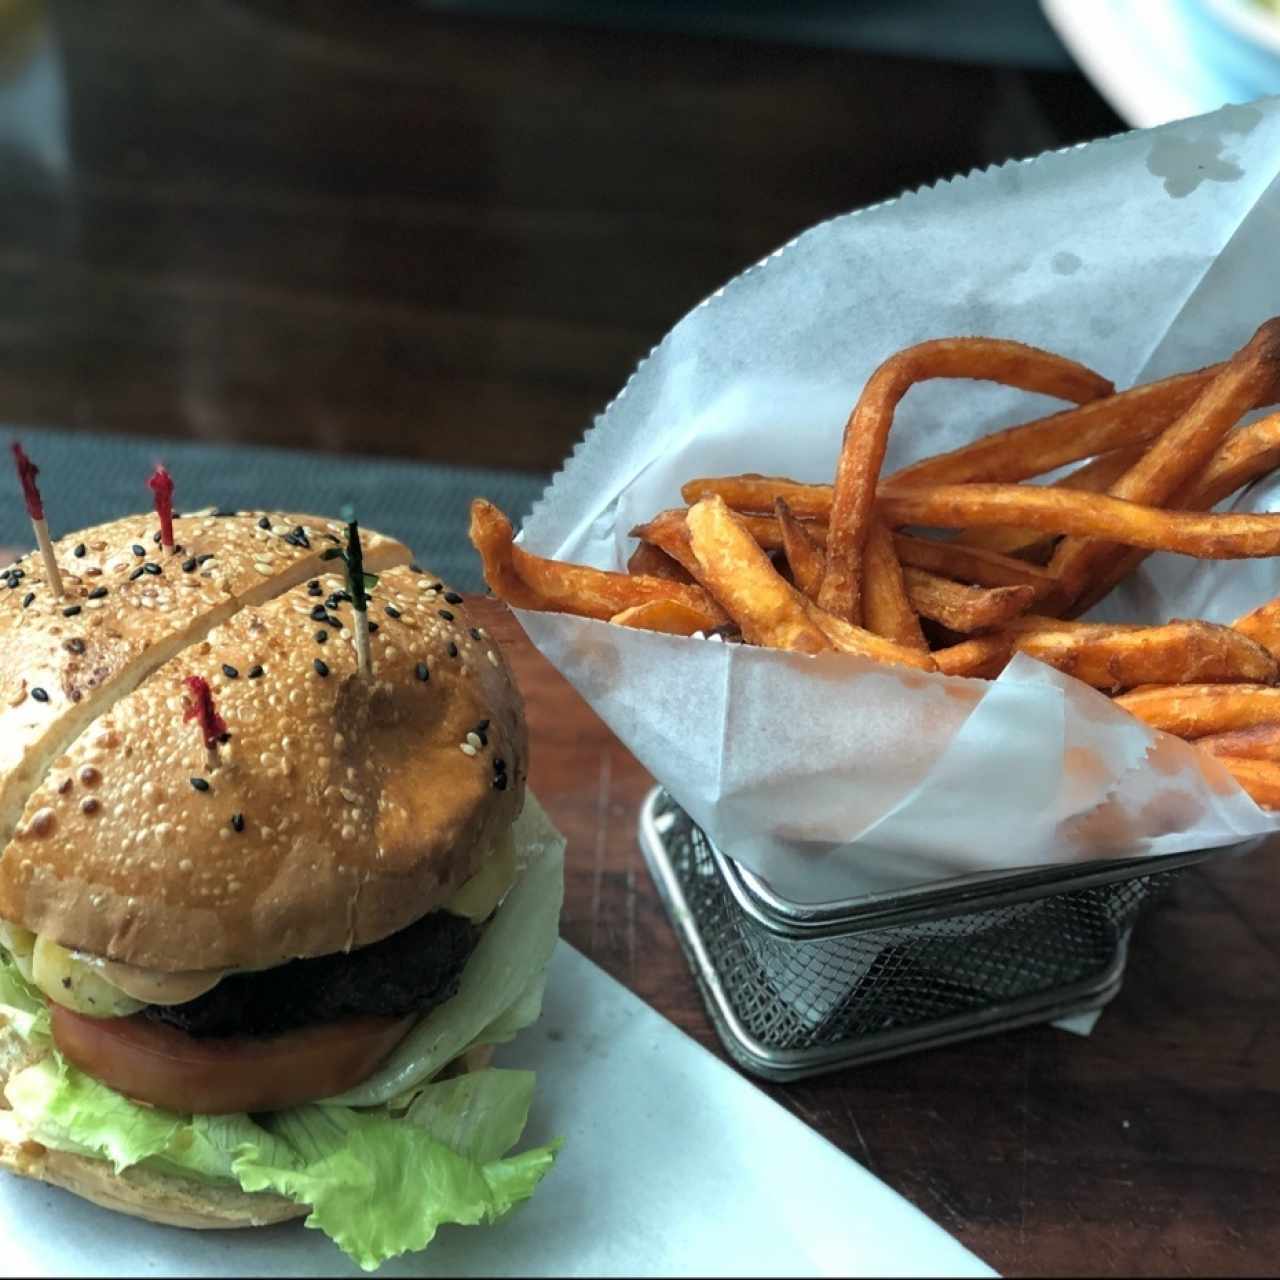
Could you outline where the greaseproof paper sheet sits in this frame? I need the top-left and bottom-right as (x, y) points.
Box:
(518, 97), (1280, 904)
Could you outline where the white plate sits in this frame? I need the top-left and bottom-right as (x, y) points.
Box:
(0, 943), (994, 1278)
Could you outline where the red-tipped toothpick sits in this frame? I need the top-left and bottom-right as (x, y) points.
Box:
(183, 675), (228, 773)
(148, 465), (175, 550)
(11, 443), (63, 598)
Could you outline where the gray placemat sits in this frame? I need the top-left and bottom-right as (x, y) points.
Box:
(0, 426), (551, 594)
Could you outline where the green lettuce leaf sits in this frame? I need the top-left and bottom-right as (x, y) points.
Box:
(233, 1102), (559, 1270)
(324, 794), (566, 1106)
(0, 948), (49, 1043)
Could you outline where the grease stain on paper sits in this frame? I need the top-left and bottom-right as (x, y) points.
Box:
(1146, 104), (1262, 197)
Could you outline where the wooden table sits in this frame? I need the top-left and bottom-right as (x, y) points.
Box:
(477, 597), (1280, 1277)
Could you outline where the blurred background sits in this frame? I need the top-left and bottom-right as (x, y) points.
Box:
(2, 0), (1279, 581)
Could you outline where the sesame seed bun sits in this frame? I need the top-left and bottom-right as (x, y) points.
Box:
(0, 513), (527, 973)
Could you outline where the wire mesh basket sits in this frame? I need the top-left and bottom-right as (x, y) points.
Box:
(638, 787), (1229, 1080)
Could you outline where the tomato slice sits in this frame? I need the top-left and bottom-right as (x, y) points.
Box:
(50, 1004), (416, 1115)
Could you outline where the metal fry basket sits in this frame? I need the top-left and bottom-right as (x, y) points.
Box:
(639, 787), (1228, 1080)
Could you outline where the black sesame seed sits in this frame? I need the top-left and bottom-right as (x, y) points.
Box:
(191, 777), (210, 792)
(368, 621), (379, 634)
(415, 662), (429, 682)
(333, 590), (352, 604)
(182, 558), (197, 573)
(325, 594), (343, 611)
(258, 516), (271, 530)
(172, 544), (185, 555)
(31, 688), (49, 703)
(444, 591), (463, 605)
(314, 629), (328, 644)
(477, 719), (489, 731)
(493, 774), (508, 791)
(310, 605), (328, 622)
(222, 664), (239, 679)
(88, 586), (108, 600)
(283, 532), (302, 548)
(438, 609), (454, 622)
(62, 605), (81, 617)
(477, 732), (487, 747)
(447, 641), (458, 658)
(143, 562), (162, 576)
(308, 584), (323, 597)
(131, 544), (145, 557)
(73, 543), (86, 558)
(129, 567), (146, 581)
(314, 658), (330, 678)
(67, 638), (85, 655)
(324, 532), (341, 543)
(325, 614), (342, 629)
(308, 580), (320, 590)
(218, 731), (231, 744)
(248, 665), (264, 679)
(430, 582), (443, 592)
(21, 592), (34, 608)
(410, 563), (424, 574)
(493, 757), (507, 774)
(197, 554), (215, 565)
(231, 812), (245, 833)
(61, 977), (71, 989)
(291, 526), (310, 549)
(213, 509), (238, 518)
(152, 531), (162, 545)
(385, 605), (401, 619)
(470, 627), (482, 641)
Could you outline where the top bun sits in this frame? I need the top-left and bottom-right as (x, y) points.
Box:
(0, 511), (526, 972)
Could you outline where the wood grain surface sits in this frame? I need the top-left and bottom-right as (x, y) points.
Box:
(475, 598), (1280, 1278)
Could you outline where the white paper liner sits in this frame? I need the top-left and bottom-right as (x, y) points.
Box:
(517, 97), (1280, 905)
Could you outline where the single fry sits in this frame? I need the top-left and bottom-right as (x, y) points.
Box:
(1234, 592), (1280, 660)
(629, 509), (703, 578)
(610, 600), (714, 636)
(902, 570), (1035, 633)
(469, 499), (728, 627)
(862, 519), (928, 649)
(995, 619), (1278, 692)
(884, 366), (1221, 488)
(685, 495), (832, 655)
(820, 338), (1112, 623)
(954, 443), (1146, 558)
(1195, 723), (1280, 762)
(1113, 683), (1280, 738)
(878, 484), (1280, 559)
(682, 474), (831, 520)
(1207, 755), (1280, 809)
(626, 539), (693, 583)
(892, 533), (1056, 591)
(1064, 409), (1280, 617)
(800, 599), (938, 671)
(774, 498), (825, 601)
(1048, 319), (1280, 609)
(932, 635), (1015, 679)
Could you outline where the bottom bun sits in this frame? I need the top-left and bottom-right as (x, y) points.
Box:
(0, 1018), (498, 1232)
(0, 1132), (304, 1230)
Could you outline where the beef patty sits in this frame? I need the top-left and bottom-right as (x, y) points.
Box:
(144, 909), (481, 1038)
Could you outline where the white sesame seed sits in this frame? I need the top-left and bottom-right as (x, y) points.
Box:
(254, 561), (272, 575)
(487, 650), (500, 666)
(466, 731), (482, 749)
(341, 825), (356, 841)
(460, 743), (477, 757)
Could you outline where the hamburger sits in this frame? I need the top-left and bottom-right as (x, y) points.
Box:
(0, 507), (565, 1270)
